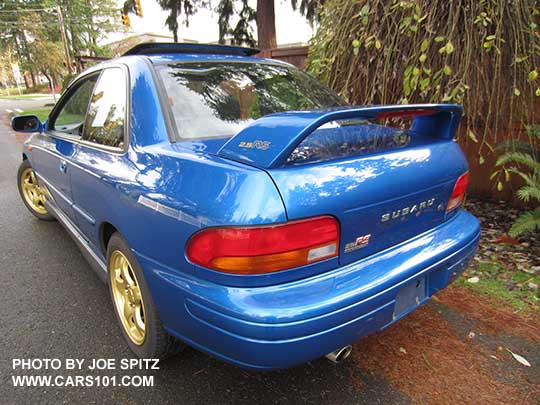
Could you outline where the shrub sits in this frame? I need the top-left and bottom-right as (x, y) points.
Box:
(495, 125), (540, 236)
(61, 73), (76, 92)
(23, 83), (50, 94)
(308, 0), (540, 168)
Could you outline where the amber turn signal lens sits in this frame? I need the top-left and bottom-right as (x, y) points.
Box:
(186, 216), (340, 274)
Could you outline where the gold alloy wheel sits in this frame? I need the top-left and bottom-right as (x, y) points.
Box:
(109, 250), (146, 345)
(20, 168), (48, 215)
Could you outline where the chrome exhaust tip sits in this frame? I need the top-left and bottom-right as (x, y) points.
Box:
(325, 345), (352, 364)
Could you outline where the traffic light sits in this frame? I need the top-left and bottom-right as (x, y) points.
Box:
(121, 12), (130, 27)
(134, 0), (143, 17)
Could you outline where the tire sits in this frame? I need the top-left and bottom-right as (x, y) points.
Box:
(107, 232), (182, 359)
(17, 160), (55, 221)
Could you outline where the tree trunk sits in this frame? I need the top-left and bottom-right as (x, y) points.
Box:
(65, 24), (79, 61)
(85, 0), (98, 56)
(257, 0), (277, 50)
(172, 1), (179, 43)
(12, 34), (30, 89)
(63, 2), (80, 62)
(19, 31), (36, 87)
(44, 73), (57, 102)
(43, 73), (52, 92)
(219, 24), (226, 44)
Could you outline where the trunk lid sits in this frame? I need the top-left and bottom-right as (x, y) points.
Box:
(268, 137), (467, 265)
(217, 104), (468, 264)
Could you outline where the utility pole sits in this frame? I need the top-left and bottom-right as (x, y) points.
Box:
(56, 5), (73, 74)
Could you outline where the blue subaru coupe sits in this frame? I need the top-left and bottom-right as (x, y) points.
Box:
(12, 43), (480, 370)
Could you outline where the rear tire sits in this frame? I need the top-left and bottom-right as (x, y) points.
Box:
(17, 160), (55, 221)
(107, 232), (182, 359)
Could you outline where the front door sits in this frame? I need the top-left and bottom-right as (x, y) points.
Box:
(32, 73), (99, 224)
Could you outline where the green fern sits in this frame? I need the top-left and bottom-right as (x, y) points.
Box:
(517, 185), (540, 203)
(496, 152), (540, 173)
(524, 124), (540, 140)
(509, 207), (540, 237)
(495, 128), (540, 236)
(507, 168), (540, 190)
(495, 139), (537, 155)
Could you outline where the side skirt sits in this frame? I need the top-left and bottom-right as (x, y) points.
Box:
(46, 201), (108, 284)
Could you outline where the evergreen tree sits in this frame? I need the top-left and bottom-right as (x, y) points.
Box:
(128, 0), (325, 49)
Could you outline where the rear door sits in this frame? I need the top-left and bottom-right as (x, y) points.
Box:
(70, 66), (130, 248)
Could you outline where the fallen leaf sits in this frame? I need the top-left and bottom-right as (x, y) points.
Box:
(493, 235), (520, 245)
(193, 368), (206, 376)
(506, 348), (532, 367)
(422, 353), (436, 371)
(467, 276), (480, 284)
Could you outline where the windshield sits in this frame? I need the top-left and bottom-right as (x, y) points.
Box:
(156, 61), (346, 140)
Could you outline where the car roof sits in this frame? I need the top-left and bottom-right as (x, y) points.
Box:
(119, 42), (287, 66)
(70, 42), (292, 88)
(123, 42), (260, 57)
(142, 53), (279, 65)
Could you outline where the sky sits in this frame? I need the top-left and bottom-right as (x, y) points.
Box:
(107, 0), (315, 46)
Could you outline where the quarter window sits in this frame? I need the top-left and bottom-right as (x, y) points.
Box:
(82, 68), (127, 148)
(51, 75), (98, 135)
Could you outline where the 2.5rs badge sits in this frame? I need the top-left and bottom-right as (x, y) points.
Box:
(344, 234), (371, 253)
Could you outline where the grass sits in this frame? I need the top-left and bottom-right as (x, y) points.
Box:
(0, 94), (51, 100)
(18, 109), (84, 126)
(19, 108), (51, 122)
(458, 259), (539, 314)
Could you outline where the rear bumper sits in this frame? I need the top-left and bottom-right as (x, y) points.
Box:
(137, 210), (480, 370)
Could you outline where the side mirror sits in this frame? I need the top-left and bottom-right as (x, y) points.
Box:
(11, 115), (43, 133)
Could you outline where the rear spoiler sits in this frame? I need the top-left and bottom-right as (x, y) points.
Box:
(217, 104), (463, 169)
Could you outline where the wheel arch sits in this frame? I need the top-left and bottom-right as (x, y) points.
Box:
(100, 221), (119, 256)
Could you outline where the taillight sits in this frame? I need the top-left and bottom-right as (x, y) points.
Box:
(186, 216), (339, 274)
(447, 171), (469, 212)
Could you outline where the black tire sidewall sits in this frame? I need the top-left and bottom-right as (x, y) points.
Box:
(106, 233), (162, 359)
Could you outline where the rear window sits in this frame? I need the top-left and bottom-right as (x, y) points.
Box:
(286, 121), (414, 165)
(156, 61), (346, 140)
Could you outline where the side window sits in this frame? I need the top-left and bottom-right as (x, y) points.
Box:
(52, 75), (98, 135)
(82, 68), (127, 148)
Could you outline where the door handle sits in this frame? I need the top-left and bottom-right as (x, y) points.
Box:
(59, 160), (67, 173)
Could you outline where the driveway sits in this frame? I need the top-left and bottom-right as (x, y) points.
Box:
(0, 106), (538, 404)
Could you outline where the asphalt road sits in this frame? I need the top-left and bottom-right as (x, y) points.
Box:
(0, 103), (407, 404)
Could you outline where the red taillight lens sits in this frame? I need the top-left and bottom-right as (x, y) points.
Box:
(186, 216), (340, 274)
(447, 171), (469, 212)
